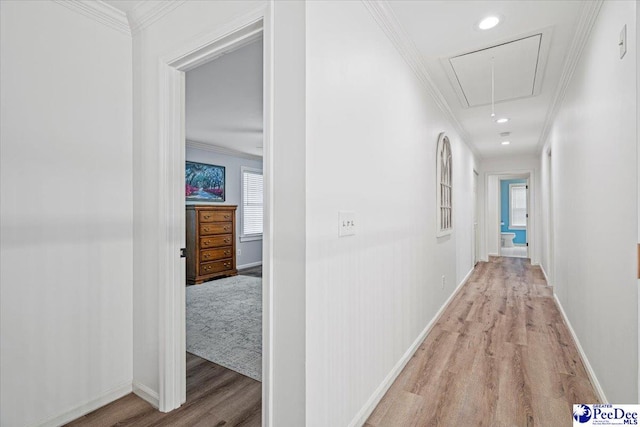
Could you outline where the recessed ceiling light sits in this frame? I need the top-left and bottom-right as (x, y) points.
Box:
(501, 141), (511, 145)
(478, 16), (500, 30)
(496, 118), (509, 124)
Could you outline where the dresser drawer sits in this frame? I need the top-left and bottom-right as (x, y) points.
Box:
(200, 222), (233, 235)
(199, 259), (233, 275)
(200, 234), (233, 249)
(200, 246), (233, 263)
(199, 210), (233, 223)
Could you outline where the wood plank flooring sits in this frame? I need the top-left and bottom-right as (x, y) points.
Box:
(65, 353), (261, 427)
(366, 256), (600, 427)
(237, 265), (262, 278)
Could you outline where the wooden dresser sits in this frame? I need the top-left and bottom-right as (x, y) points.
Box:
(186, 205), (237, 285)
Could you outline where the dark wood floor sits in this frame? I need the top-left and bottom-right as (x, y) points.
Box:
(238, 265), (262, 278)
(65, 353), (261, 427)
(366, 256), (600, 426)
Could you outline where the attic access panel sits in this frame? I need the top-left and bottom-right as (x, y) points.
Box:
(449, 34), (542, 107)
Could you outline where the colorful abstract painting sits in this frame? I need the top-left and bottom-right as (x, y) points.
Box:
(185, 161), (225, 202)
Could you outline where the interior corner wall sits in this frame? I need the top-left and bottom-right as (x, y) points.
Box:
(305, 2), (477, 425)
(0, 1), (133, 426)
(185, 147), (263, 268)
(542, 0), (637, 403)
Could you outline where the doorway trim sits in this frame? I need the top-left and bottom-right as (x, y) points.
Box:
(483, 169), (536, 263)
(156, 6), (272, 421)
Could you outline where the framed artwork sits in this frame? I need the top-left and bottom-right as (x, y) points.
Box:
(436, 133), (452, 236)
(185, 161), (225, 202)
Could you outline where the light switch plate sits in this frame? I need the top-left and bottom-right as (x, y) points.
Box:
(339, 211), (356, 237)
(620, 24), (627, 59)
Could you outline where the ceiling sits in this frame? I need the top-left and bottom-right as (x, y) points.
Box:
(106, 1), (584, 160)
(389, 0), (584, 158)
(448, 33), (543, 107)
(185, 39), (263, 158)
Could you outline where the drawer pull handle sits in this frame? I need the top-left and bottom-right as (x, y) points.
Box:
(225, 251), (230, 255)
(225, 239), (230, 243)
(224, 226), (229, 231)
(204, 240), (210, 245)
(203, 215), (211, 219)
(224, 215), (230, 219)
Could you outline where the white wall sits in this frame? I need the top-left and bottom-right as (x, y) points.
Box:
(132, 1), (307, 424)
(541, 0), (637, 403)
(185, 146), (262, 268)
(0, 1), (133, 426)
(305, 2), (477, 425)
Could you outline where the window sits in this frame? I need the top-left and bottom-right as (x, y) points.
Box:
(436, 133), (453, 236)
(241, 167), (263, 240)
(509, 183), (527, 228)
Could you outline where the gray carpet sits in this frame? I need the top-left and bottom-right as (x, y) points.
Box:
(186, 275), (262, 381)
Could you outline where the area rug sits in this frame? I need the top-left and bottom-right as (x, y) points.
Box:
(186, 275), (262, 381)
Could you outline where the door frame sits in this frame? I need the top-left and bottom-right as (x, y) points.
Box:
(484, 169), (536, 262)
(156, 6), (272, 421)
(473, 169), (479, 265)
(497, 175), (530, 257)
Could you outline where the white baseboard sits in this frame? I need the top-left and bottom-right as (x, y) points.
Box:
(133, 381), (160, 409)
(32, 381), (132, 427)
(488, 252), (500, 257)
(553, 294), (608, 403)
(539, 263), (551, 286)
(237, 261), (262, 270)
(348, 267), (474, 427)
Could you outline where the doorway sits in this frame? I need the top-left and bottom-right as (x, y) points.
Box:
(484, 171), (534, 260)
(498, 175), (529, 258)
(473, 169), (479, 265)
(156, 15), (271, 419)
(183, 33), (264, 414)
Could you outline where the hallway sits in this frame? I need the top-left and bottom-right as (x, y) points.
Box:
(366, 257), (599, 426)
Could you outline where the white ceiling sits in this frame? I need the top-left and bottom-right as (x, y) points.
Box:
(107, 0), (584, 160)
(389, 0), (584, 158)
(185, 39), (263, 158)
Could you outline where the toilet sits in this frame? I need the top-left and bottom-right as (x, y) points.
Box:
(501, 232), (516, 247)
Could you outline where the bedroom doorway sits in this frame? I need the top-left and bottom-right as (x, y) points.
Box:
(183, 33), (265, 416)
(156, 14), (271, 421)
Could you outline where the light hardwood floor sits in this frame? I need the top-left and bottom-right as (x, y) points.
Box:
(365, 256), (599, 426)
(65, 353), (261, 427)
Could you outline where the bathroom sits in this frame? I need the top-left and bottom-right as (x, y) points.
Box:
(500, 178), (528, 258)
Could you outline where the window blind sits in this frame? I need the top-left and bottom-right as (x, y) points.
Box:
(242, 169), (263, 236)
(510, 185), (527, 227)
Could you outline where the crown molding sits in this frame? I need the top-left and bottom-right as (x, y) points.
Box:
(361, 0), (481, 160)
(53, 0), (130, 35)
(128, 0), (187, 35)
(186, 140), (262, 161)
(536, 0), (603, 152)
